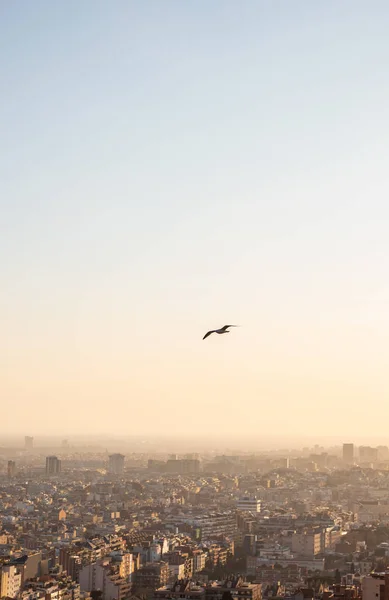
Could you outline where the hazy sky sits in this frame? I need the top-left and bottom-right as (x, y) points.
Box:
(2, 1), (389, 438)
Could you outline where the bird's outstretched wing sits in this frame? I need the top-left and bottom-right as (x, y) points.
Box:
(221, 324), (238, 331)
(203, 330), (215, 340)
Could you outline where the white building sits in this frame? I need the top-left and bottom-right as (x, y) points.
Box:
(0, 565), (22, 598)
(362, 574), (388, 600)
(79, 562), (131, 600)
(236, 497), (261, 513)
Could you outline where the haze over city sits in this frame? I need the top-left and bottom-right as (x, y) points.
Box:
(2, 1), (389, 438)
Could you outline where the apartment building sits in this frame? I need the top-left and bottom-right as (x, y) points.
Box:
(79, 561), (131, 600)
(192, 550), (207, 573)
(0, 565), (22, 598)
(236, 497), (261, 513)
(193, 512), (237, 541)
(165, 552), (193, 579)
(291, 530), (322, 557)
(133, 562), (171, 591)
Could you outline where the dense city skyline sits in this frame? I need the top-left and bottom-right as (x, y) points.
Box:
(1, 437), (389, 600)
(3, 434), (389, 455)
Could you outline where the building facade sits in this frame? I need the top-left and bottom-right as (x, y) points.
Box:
(0, 565), (22, 598)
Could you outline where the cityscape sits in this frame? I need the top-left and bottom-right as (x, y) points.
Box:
(3, 2), (389, 600)
(1, 438), (389, 600)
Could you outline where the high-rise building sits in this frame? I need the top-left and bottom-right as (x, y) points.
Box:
(108, 453), (125, 475)
(7, 461), (16, 479)
(46, 455), (61, 475)
(25, 436), (34, 450)
(342, 443), (354, 463)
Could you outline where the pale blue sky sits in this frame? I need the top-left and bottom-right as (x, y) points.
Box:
(2, 1), (389, 437)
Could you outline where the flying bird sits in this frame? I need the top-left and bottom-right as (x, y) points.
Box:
(202, 325), (239, 340)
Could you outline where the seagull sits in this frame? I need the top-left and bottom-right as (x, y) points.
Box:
(202, 325), (239, 340)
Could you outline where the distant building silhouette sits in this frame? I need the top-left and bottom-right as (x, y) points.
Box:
(46, 455), (61, 475)
(7, 460), (16, 479)
(109, 453), (125, 474)
(359, 445), (378, 463)
(342, 443), (354, 464)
